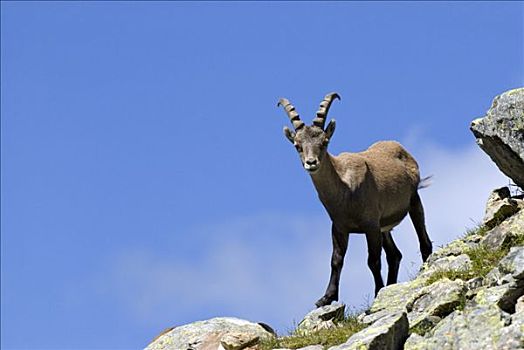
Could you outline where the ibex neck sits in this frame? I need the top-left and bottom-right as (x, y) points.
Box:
(309, 154), (346, 207)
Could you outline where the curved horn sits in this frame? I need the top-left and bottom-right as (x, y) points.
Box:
(277, 98), (305, 131)
(312, 92), (341, 129)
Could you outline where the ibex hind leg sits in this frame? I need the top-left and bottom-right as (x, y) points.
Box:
(409, 192), (432, 262)
(382, 231), (402, 285)
(365, 228), (384, 296)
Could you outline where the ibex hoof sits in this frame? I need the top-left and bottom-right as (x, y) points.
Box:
(315, 295), (336, 308)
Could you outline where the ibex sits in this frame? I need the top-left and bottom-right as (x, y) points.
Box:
(278, 93), (433, 307)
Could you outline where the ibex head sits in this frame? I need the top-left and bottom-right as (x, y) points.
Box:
(278, 93), (340, 173)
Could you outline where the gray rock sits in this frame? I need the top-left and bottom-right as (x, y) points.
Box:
(425, 240), (470, 265)
(145, 317), (274, 350)
(470, 88), (524, 189)
(328, 312), (408, 350)
(483, 187), (520, 228)
(406, 305), (508, 350)
(360, 309), (395, 325)
(408, 279), (466, 329)
(516, 295), (524, 313)
(479, 247), (524, 313)
(273, 347), (324, 350)
(403, 333), (426, 350)
(481, 210), (524, 250)
(496, 311), (524, 349)
(220, 332), (259, 350)
(484, 267), (505, 287)
(462, 233), (483, 245)
(419, 254), (472, 280)
(271, 347), (323, 350)
(297, 302), (345, 333)
(369, 279), (428, 314)
(466, 277), (483, 291)
(499, 246), (524, 280)
(474, 281), (524, 313)
(497, 305), (524, 350)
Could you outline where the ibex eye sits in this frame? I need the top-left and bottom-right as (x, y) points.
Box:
(295, 144), (303, 152)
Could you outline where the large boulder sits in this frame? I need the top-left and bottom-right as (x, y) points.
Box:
(477, 246), (524, 313)
(418, 254), (472, 280)
(499, 246), (524, 280)
(404, 305), (509, 350)
(329, 312), (408, 350)
(297, 302), (346, 334)
(408, 279), (466, 329)
(367, 279), (428, 315)
(145, 317), (274, 350)
(483, 187), (521, 228)
(470, 88), (524, 189)
(481, 210), (524, 250)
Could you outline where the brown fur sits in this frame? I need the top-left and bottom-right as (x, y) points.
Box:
(279, 95), (433, 307)
(314, 140), (420, 234)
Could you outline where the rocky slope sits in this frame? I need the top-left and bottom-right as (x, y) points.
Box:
(146, 88), (524, 350)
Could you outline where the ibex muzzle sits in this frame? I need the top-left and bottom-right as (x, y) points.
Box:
(278, 93), (339, 174)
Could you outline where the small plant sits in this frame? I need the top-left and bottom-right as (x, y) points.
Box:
(502, 232), (524, 249)
(426, 269), (475, 285)
(258, 313), (366, 350)
(455, 292), (468, 311)
(467, 244), (508, 277)
(463, 223), (490, 238)
(409, 322), (434, 336)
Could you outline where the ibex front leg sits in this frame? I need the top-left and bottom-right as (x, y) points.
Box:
(316, 224), (348, 307)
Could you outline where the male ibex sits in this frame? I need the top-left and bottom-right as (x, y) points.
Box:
(278, 93), (433, 307)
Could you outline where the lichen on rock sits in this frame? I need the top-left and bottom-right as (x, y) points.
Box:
(470, 87), (524, 189)
(145, 317), (274, 350)
(419, 254), (472, 280)
(328, 312), (408, 350)
(481, 210), (524, 250)
(407, 279), (466, 329)
(368, 279), (428, 315)
(483, 187), (521, 228)
(404, 305), (509, 350)
(296, 302), (346, 334)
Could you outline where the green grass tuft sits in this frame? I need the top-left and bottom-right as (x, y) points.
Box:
(427, 225), (524, 286)
(467, 244), (508, 277)
(463, 223), (490, 238)
(258, 313), (365, 350)
(426, 269), (475, 285)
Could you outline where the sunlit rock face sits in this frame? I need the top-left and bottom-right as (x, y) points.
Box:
(471, 88), (524, 190)
(145, 317), (274, 350)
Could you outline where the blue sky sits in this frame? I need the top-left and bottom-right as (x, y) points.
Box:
(1, 1), (522, 349)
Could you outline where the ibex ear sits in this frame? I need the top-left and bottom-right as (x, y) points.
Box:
(325, 119), (336, 139)
(283, 126), (296, 143)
